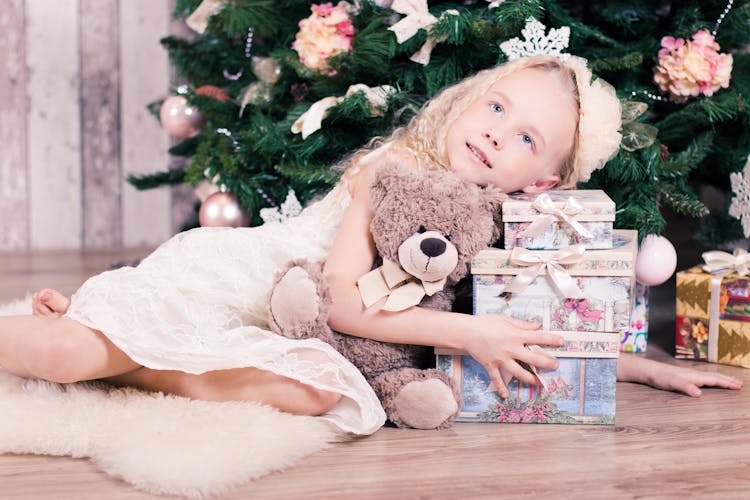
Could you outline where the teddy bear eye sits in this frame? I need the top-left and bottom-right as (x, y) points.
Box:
(417, 225), (427, 233)
(444, 234), (452, 241)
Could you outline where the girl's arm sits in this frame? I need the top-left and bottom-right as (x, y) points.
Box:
(325, 159), (743, 398)
(324, 158), (564, 398)
(617, 353), (742, 396)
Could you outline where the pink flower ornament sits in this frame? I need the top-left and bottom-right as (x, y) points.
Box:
(293, 2), (356, 74)
(658, 36), (684, 56)
(653, 30), (733, 102)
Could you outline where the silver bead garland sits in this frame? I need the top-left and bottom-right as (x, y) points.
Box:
(629, 90), (666, 102)
(223, 27), (254, 80)
(712, 0), (735, 36)
(215, 128), (276, 207)
(244, 27), (254, 58)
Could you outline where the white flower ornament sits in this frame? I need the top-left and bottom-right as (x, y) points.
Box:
(500, 17), (571, 61)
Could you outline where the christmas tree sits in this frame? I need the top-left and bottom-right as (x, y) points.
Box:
(130, 0), (750, 244)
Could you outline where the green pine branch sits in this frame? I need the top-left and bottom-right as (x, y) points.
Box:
(658, 184), (709, 218)
(132, 0), (750, 242)
(127, 168), (186, 189)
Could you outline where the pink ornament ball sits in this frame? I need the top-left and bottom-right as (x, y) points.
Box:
(159, 95), (205, 139)
(199, 191), (251, 228)
(635, 234), (677, 286)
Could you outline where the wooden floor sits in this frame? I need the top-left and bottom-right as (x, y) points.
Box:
(1, 247), (749, 499)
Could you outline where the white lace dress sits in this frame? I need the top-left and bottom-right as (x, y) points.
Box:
(65, 183), (386, 436)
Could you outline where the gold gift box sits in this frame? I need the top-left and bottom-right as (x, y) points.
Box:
(675, 265), (750, 368)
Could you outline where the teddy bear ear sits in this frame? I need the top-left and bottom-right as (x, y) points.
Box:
(369, 162), (404, 206)
(481, 186), (507, 243)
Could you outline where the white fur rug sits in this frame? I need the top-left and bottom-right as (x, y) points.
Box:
(0, 296), (343, 498)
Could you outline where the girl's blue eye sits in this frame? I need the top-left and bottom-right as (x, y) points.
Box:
(521, 134), (533, 147)
(490, 103), (503, 114)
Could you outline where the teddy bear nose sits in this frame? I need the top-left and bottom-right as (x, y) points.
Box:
(420, 237), (446, 257)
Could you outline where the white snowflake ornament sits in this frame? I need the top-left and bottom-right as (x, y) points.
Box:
(260, 189), (303, 224)
(500, 17), (571, 61)
(729, 155), (750, 237)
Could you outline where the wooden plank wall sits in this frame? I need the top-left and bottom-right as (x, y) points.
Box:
(0, 0), (194, 251)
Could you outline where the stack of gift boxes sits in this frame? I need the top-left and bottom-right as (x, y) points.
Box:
(437, 190), (639, 425)
(675, 250), (750, 369)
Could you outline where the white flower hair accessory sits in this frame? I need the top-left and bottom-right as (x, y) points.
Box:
(501, 18), (622, 185)
(565, 55), (622, 184)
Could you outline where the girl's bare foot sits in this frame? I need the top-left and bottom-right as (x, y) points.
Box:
(31, 288), (71, 318)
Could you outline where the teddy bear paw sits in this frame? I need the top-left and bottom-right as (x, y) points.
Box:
(269, 266), (324, 335)
(392, 379), (459, 430)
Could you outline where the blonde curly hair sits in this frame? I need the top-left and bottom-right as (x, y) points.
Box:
(343, 55), (621, 190)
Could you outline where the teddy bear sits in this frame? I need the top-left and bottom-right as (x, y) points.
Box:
(266, 163), (505, 429)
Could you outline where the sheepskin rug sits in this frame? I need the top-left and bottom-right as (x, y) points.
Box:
(0, 295), (342, 498)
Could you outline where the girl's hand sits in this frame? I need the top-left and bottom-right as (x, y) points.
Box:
(618, 354), (743, 397)
(638, 357), (742, 397)
(461, 314), (564, 398)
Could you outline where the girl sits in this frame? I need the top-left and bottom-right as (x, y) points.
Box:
(7, 55), (741, 435)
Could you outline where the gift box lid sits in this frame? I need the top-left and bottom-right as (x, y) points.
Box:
(676, 263), (750, 321)
(502, 189), (615, 222)
(436, 331), (620, 358)
(472, 229), (637, 277)
(677, 264), (745, 279)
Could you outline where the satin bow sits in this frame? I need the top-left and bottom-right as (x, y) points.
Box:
(388, 0), (459, 65)
(186, 0), (225, 33)
(702, 248), (750, 276)
(357, 259), (447, 312)
(519, 193), (593, 239)
(291, 84), (396, 139)
(501, 245), (586, 298)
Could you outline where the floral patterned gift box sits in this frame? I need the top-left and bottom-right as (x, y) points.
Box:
(436, 331), (620, 425)
(472, 230), (637, 334)
(675, 252), (750, 368)
(503, 190), (615, 250)
(619, 283), (650, 353)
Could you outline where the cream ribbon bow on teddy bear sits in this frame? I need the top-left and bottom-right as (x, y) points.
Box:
(358, 259), (447, 312)
(357, 226), (458, 312)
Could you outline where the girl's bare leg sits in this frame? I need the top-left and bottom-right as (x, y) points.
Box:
(26, 288), (341, 415)
(0, 315), (141, 383)
(105, 367), (343, 416)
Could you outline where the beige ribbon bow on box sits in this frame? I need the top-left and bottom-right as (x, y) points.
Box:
(501, 245), (587, 299)
(701, 248), (750, 276)
(357, 259), (447, 312)
(519, 193), (593, 239)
